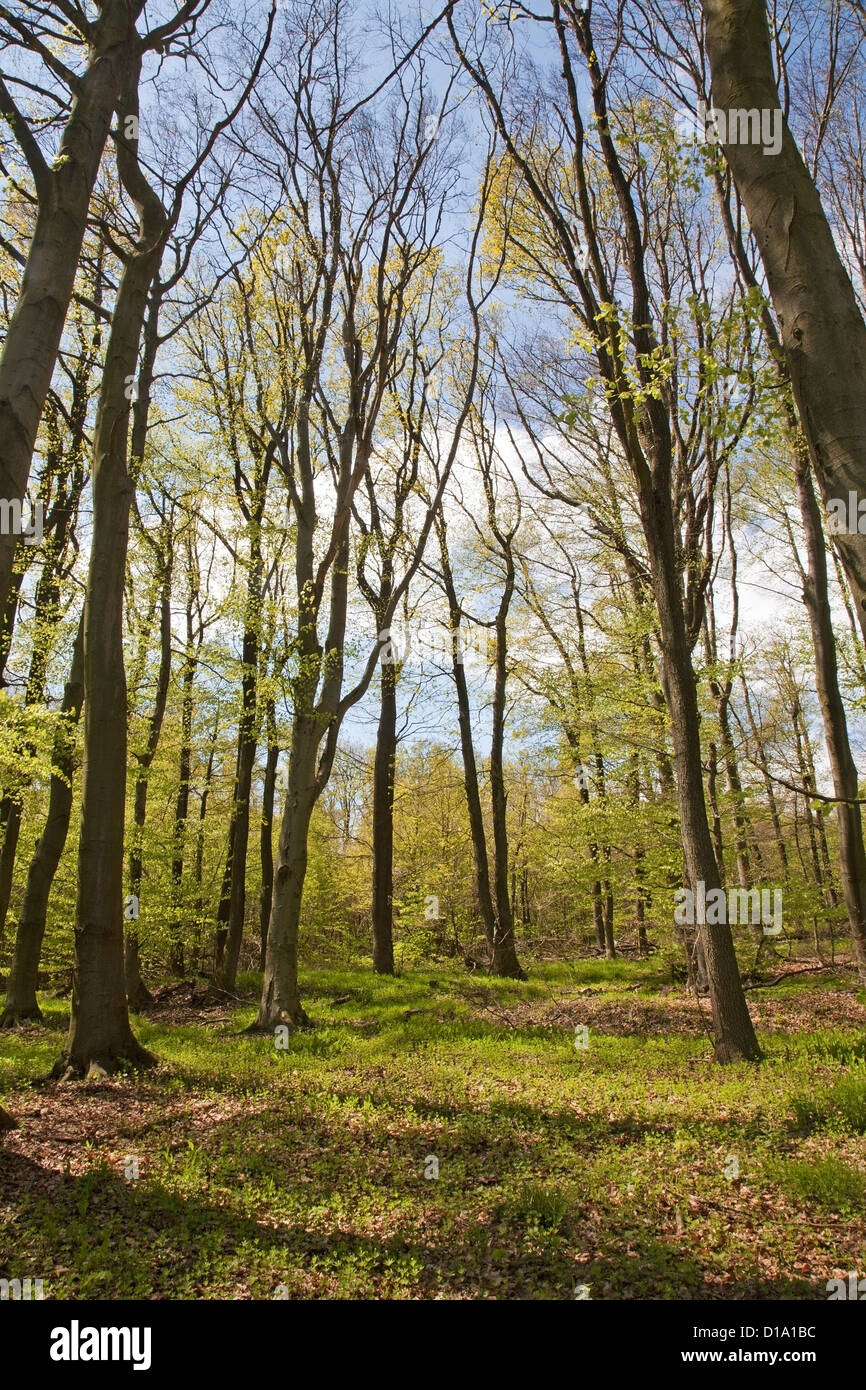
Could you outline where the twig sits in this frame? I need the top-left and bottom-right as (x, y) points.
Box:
(743, 964), (852, 991)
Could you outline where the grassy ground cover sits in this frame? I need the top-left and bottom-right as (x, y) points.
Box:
(2, 960), (865, 1299)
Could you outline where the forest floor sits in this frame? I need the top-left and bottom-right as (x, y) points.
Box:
(1, 958), (865, 1300)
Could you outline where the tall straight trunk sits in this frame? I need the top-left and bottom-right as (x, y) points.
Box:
(489, 579), (525, 979)
(797, 699), (838, 907)
(645, 485), (760, 1061)
(565, 727), (606, 950)
(193, 729), (217, 973)
(628, 750), (650, 955)
(125, 558), (171, 1010)
(438, 525), (497, 953)
(740, 677), (788, 876)
(214, 818), (234, 972)
(717, 695), (753, 889)
(255, 716), (318, 1028)
(706, 738), (725, 880)
(0, 798), (22, 947)
(575, 595), (615, 960)
(0, 3), (137, 616)
(254, 411), (356, 1031)
(56, 70), (164, 1076)
(259, 701), (278, 972)
(1, 617), (84, 1025)
(0, 483), (86, 941)
(703, 0), (866, 644)
(170, 638), (198, 975)
(219, 537), (263, 991)
(371, 659), (398, 974)
(789, 688), (828, 901)
(795, 454), (866, 980)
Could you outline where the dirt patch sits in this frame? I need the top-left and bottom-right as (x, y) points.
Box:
(138, 979), (251, 1027)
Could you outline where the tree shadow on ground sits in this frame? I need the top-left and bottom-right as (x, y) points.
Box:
(0, 1104), (838, 1301)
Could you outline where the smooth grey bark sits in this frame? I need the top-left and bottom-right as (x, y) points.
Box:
(125, 528), (172, 1010)
(170, 607), (200, 975)
(0, 1), (206, 618)
(55, 66), (166, 1076)
(794, 449), (866, 982)
(219, 537), (264, 992)
(437, 518), (497, 955)
(259, 699), (278, 972)
(488, 532), (525, 979)
(703, 0), (866, 643)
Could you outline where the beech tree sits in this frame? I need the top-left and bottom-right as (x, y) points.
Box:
(0, 0), (215, 619)
(56, 10), (274, 1075)
(237, 1), (469, 1028)
(701, 0), (866, 643)
(449, 1), (760, 1058)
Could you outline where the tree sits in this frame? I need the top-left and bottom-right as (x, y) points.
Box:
(56, 11), (273, 1074)
(0, 0), (214, 619)
(252, 2), (457, 1028)
(702, 0), (866, 644)
(0, 615), (83, 1026)
(449, 1), (760, 1059)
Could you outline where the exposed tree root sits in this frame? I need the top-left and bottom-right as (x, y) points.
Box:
(49, 1039), (158, 1081)
(245, 1004), (311, 1035)
(0, 1004), (44, 1029)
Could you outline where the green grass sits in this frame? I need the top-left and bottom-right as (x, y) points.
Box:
(770, 1157), (866, 1211)
(1, 960), (865, 1300)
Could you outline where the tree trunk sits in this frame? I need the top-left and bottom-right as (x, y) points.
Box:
(126, 556), (172, 1010)
(54, 72), (164, 1077)
(170, 637), (199, 976)
(1, 617), (84, 1026)
(576, 556), (614, 958)
(254, 718), (317, 1030)
(0, 515), (83, 940)
(795, 447), (866, 982)
(795, 694), (838, 908)
(438, 524), (497, 954)
(193, 726), (218, 973)
(371, 659), (397, 974)
(646, 487), (761, 1061)
(0, 797), (22, 946)
(740, 677), (788, 876)
(489, 583), (525, 980)
(219, 539), (263, 991)
(259, 701), (278, 972)
(0, 2), (136, 616)
(0, 563), (25, 689)
(703, 0), (866, 643)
